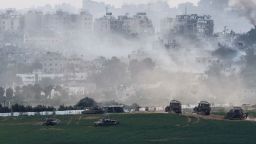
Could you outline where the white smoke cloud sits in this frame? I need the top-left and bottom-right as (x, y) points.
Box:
(0, 0), (83, 9)
(229, 0), (256, 26)
(93, 0), (199, 8)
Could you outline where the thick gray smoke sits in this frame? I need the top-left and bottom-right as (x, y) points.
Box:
(1, 0), (256, 107)
(229, 0), (256, 26)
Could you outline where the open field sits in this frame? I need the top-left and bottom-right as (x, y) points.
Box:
(0, 113), (256, 144)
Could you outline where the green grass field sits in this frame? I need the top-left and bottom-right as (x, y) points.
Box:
(0, 113), (256, 144)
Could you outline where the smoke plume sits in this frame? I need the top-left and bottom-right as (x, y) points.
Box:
(229, 0), (256, 26)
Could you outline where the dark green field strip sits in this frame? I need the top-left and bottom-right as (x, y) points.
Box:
(0, 114), (256, 144)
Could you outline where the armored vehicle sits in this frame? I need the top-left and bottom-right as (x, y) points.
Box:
(225, 107), (248, 120)
(43, 118), (61, 126)
(165, 100), (182, 114)
(82, 107), (104, 114)
(193, 101), (211, 115)
(94, 118), (119, 127)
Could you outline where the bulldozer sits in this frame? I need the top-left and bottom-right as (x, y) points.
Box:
(165, 100), (182, 114)
(193, 101), (211, 115)
(225, 107), (248, 120)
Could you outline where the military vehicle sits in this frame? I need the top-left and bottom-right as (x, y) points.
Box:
(82, 107), (104, 114)
(94, 118), (119, 127)
(165, 100), (182, 114)
(42, 118), (61, 126)
(225, 107), (248, 120)
(193, 101), (211, 115)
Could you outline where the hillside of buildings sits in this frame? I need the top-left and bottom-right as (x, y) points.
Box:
(0, 0), (256, 108)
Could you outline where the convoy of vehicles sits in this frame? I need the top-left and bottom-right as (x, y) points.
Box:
(40, 100), (251, 127)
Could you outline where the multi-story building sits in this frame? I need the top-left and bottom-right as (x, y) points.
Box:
(79, 10), (93, 32)
(44, 10), (78, 31)
(16, 73), (64, 86)
(94, 12), (115, 33)
(0, 9), (22, 32)
(116, 13), (155, 36)
(94, 12), (154, 36)
(161, 14), (214, 36)
(196, 15), (214, 36)
(23, 10), (93, 33)
(132, 12), (154, 36)
(16, 72), (88, 86)
(40, 52), (66, 74)
(174, 14), (198, 35)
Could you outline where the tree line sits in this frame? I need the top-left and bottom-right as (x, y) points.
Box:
(0, 104), (55, 113)
(0, 97), (140, 113)
(0, 97), (97, 113)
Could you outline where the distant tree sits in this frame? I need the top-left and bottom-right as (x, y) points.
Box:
(0, 87), (4, 97)
(58, 105), (75, 111)
(33, 105), (47, 112)
(0, 87), (5, 104)
(0, 104), (10, 113)
(58, 105), (66, 111)
(76, 97), (97, 109)
(5, 88), (13, 108)
(12, 104), (26, 112)
(25, 105), (33, 112)
(130, 103), (141, 111)
(6, 88), (14, 99)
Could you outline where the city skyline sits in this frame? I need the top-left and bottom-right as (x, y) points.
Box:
(0, 0), (199, 9)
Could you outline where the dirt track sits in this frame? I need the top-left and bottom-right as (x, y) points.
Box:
(183, 113), (224, 121)
(183, 113), (256, 122)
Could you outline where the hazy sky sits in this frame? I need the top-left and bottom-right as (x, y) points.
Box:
(0, 0), (199, 9)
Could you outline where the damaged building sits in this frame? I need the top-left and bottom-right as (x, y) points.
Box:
(94, 12), (154, 37)
(161, 14), (214, 37)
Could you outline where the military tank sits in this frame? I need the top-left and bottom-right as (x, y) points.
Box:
(225, 107), (248, 120)
(94, 118), (119, 127)
(42, 118), (61, 126)
(193, 101), (211, 115)
(165, 100), (182, 114)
